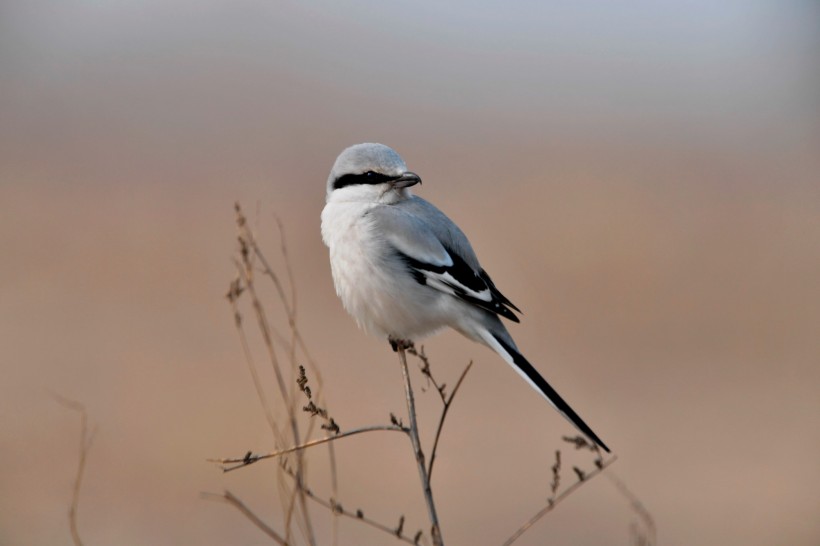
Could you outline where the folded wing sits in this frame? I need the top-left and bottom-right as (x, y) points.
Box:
(369, 202), (520, 322)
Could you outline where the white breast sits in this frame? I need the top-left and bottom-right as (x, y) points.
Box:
(321, 199), (451, 341)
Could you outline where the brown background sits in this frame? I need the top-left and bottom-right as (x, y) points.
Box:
(2, 2), (819, 545)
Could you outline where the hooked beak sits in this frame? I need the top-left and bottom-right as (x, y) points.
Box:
(391, 171), (422, 189)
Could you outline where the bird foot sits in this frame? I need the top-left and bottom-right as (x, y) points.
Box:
(388, 338), (414, 352)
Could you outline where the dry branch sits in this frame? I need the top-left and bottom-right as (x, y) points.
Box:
(203, 491), (289, 545)
(53, 395), (96, 546)
(607, 472), (657, 546)
(397, 345), (443, 546)
(501, 455), (618, 546)
(209, 424), (408, 472)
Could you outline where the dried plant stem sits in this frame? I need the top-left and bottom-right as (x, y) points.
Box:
(606, 472), (656, 546)
(405, 346), (472, 483)
(210, 424), (409, 471)
(235, 203), (338, 544)
(52, 395), (96, 546)
(427, 360), (472, 482)
(397, 346), (443, 546)
(501, 455), (618, 546)
(235, 205), (316, 546)
(228, 269), (282, 439)
(204, 491), (289, 546)
(294, 482), (422, 545)
(278, 464), (425, 545)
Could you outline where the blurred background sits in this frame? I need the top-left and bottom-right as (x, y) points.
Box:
(1, 1), (819, 544)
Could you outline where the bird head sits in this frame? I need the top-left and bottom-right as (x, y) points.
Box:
(326, 143), (421, 203)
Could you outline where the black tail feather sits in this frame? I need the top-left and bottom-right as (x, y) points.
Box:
(493, 334), (610, 453)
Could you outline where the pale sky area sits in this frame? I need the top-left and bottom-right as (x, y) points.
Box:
(1, 1), (819, 545)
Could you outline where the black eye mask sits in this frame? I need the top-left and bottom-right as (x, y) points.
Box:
(332, 171), (399, 190)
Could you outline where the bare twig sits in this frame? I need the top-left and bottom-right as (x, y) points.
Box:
(327, 441), (341, 546)
(408, 346), (444, 401)
(500, 455), (618, 546)
(329, 503), (416, 546)
(606, 472), (657, 546)
(209, 424), (409, 471)
(203, 491), (289, 545)
(278, 465), (425, 545)
(234, 204), (316, 545)
(52, 395), (96, 546)
(248, 209), (324, 387)
(227, 267), (282, 440)
(406, 347), (473, 482)
(276, 217), (310, 539)
(397, 346), (443, 546)
(427, 360), (472, 481)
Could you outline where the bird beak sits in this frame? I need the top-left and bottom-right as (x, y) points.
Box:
(391, 171), (422, 189)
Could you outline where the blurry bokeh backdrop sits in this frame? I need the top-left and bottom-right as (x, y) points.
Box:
(2, 1), (819, 545)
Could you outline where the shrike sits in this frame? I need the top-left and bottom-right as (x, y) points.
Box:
(321, 143), (610, 452)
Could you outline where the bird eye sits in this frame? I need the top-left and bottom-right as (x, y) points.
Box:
(365, 171), (376, 177)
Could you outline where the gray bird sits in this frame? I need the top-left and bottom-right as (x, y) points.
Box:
(321, 143), (610, 452)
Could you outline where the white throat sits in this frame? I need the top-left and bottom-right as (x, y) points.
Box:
(327, 183), (412, 205)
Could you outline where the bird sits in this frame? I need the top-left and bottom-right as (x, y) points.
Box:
(321, 143), (610, 453)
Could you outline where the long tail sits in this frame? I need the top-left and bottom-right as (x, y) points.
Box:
(480, 329), (611, 453)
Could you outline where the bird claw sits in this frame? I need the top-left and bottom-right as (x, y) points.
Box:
(388, 338), (414, 352)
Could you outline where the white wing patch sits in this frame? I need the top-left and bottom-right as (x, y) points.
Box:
(424, 271), (493, 302)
